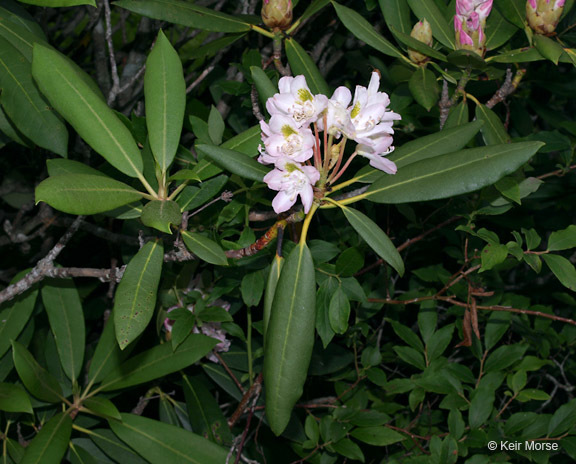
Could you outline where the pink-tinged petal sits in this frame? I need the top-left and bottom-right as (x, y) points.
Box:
(268, 114), (297, 133)
(272, 191), (296, 213)
(301, 165), (321, 184)
(556, 0), (566, 7)
(528, 0), (537, 8)
(260, 120), (272, 138)
(477, 0), (493, 19)
(290, 75), (309, 93)
(299, 184), (315, 213)
(369, 155), (397, 174)
(331, 86), (352, 106)
(367, 71), (380, 95)
(459, 29), (474, 45)
(263, 169), (285, 190)
(467, 11), (480, 30)
(278, 76), (293, 93)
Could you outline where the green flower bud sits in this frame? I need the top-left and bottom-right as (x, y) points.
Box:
(262, 0), (293, 31)
(408, 19), (433, 65)
(527, 0), (565, 35)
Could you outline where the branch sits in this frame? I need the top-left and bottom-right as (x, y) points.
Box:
(485, 68), (525, 109)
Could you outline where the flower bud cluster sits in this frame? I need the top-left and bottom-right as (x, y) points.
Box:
(408, 20), (433, 65)
(454, 0), (493, 56)
(261, 0), (293, 30)
(259, 74), (401, 214)
(527, 0), (565, 35)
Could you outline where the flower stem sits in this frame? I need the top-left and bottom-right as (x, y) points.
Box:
(329, 151), (358, 184)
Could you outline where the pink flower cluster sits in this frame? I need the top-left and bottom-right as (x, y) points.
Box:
(258, 73), (401, 214)
(454, 0), (493, 54)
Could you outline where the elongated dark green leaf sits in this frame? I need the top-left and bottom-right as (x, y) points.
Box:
(0, 37), (67, 156)
(340, 206), (404, 275)
(409, 65), (439, 111)
(298, 0), (331, 22)
(32, 44), (143, 178)
(285, 38), (330, 96)
(264, 243), (316, 435)
(443, 101), (469, 129)
(329, 286), (350, 334)
(114, 0), (254, 32)
(46, 159), (106, 177)
(20, 0), (95, 6)
(42, 279), (85, 381)
(0, 4), (47, 41)
(183, 375), (231, 445)
(20, 413), (72, 464)
(364, 142), (544, 204)
(332, 2), (403, 59)
(0, 281), (37, 358)
(355, 121), (484, 183)
(11, 340), (63, 403)
(494, 0), (525, 29)
(87, 319), (127, 384)
(548, 225), (576, 251)
(100, 334), (217, 391)
(489, 47), (544, 63)
(534, 34), (565, 65)
(114, 240), (163, 350)
(192, 125), (261, 180)
(140, 200), (182, 234)
(350, 426), (405, 446)
(89, 428), (148, 464)
(407, 0), (455, 49)
(251, 66), (277, 107)
(110, 414), (231, 464)
(36, 174), (144, 215)
(485, 6), (518, 50)
(379, 0), (411, 35)
(182, 230), (228, 266)
(83, 397), (122, 421)
(0, 383), (33, 414)
(0, 9), (47, 61)
(176, 175), (228, 212)
(475, 104), (509, 145)
(389, 26), (447, 61)
(145, 30), (185, 172)
(196, 144), (267, 182)
(542, 254), (576, 291)
(263, 255), (284, 338)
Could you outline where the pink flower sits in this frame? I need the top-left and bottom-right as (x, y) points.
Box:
(258, 115), (315, 166)
(266, 75), (328, 127)
(318, 86), (356, 138)
(263, 161), (320, 213)
(454, 0), (493, 56)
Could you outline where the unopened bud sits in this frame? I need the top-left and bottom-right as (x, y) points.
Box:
(408, 19), (433, 65)
(261, 0), (293, 31)
(527, 0), (565, 35)
(454, 0), (493, 57)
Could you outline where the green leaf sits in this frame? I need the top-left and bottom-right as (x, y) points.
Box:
(0, 37), (68, 156)
(407, 0), (455, 49)
(11, 340), (63, 403)
(340, 205), (404, 276)
(490, 47), (544, 63)
(332, 2), (403, 59)
(251, 66), (277, 109)
(427, 324), (454, 360)
(264, 243), (316, 436)
(493, 0), (525, 29)
(19, 0), (95, 5)
(447, 49), (486, 69)
(100, 334), (217, 391)
(285, 38), (330, 96)
(329, 286), (350, 334)
(114, 0), (254, 32)
(35, 174), (143, 215)
(485, 7), (518, 51)
(208, 106), (225, 146)
(241, 271), (264, 307)
(480, 243), (509, 271)
(0, 8), (47, 62)
(316, 278), (338, 348)
(409, 66), (439, 111)
(0, 383), (33, 414)
(176, 175), (228, 212)
(542, 254), (576, 291)
(332, 438), (365, 462)
(83, 397), (122, 421)
(468, 387), (495, 429)
(364, 142), (544, 204)
(548, 225), (576, 251)
(335, 247), (364, 276)
(196, 144), (267, 182)
(182, 230), (228, 266)
(350, 426), (405, 446)
(140, 200), (182, 234)
(41, 279), (85, 381)
(484, 344), (528, 372)
(182, 375), (231, 445)
(145, 30), (185, 172)
(394, 345), (425, 369)
(380, 0), (412, 36)
(475, 104), (509, 145)
(20, 413), (72, 464)
(390, 25), (447, 61)
(443, 101), (469, 128)
(0, 282), (38, 358)
(392, 321), (424, 352)
(516, 389), (551, 402)
(46, 159), (106, 177)
(0, 4), (47, 42)
(109, 414), (232, 464)
(548, 400), (576, 437)
(32, 44), (143, 178)
(114, 240), (164, 349)
(87, 319), (127, 385)
(89, 428), (148, 464)
(264, 255), (284, 338)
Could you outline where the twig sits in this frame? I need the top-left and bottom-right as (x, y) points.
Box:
(103, 0), (121, 105)
(228, 374), (263, 427)
(251, 85), (265, 121)
(486, 68), (525, 109)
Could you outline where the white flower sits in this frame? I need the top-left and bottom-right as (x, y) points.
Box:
(263, 161), (320, 213)
(258, 115), (315, 166)
(318, 86), (356, 138)
(357, 139), (397, 174)
(266, 75), (328, 127)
